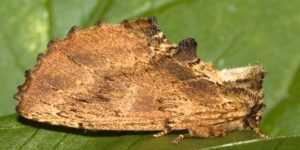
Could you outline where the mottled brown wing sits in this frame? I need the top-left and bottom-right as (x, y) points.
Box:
(15, 16), (265, 132)
(161, 65), (266, 130)
(15, 17), (184, 131)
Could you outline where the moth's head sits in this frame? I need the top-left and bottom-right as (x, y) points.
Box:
(244, 103), (265, 130)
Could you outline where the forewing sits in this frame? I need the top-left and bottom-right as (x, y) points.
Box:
(15, 18), (173, 131)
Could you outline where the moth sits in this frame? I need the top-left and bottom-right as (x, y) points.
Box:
(15, 16), (266, 143)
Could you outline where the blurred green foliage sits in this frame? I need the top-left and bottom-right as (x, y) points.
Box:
(0, 0), (300, 149)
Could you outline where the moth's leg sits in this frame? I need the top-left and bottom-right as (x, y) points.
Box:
(173, 132), (192, 144)
(153, 119), (173, 138)
(153, 129), (170, 138)
(254, 127), (269, 138)
(173, 126), (212, 144)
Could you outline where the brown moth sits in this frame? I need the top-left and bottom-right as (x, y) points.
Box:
(15, 16), (266, 143)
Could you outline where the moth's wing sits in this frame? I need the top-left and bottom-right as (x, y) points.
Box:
(15, 17), (176, 131)
(157, 58), (265, 129)
(149, 36), (266, 129)
(15, 16), (265, 132)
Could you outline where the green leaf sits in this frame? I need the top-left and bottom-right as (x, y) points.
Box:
(1, 114), (299, 150)
(0, 0), (49, 115)
(1, 0), (300, 149)
(261, 65), (300, 136)
(0, 114), (259, 150)
(201, 136), (300, 150)
(48, 0), (175, 38)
